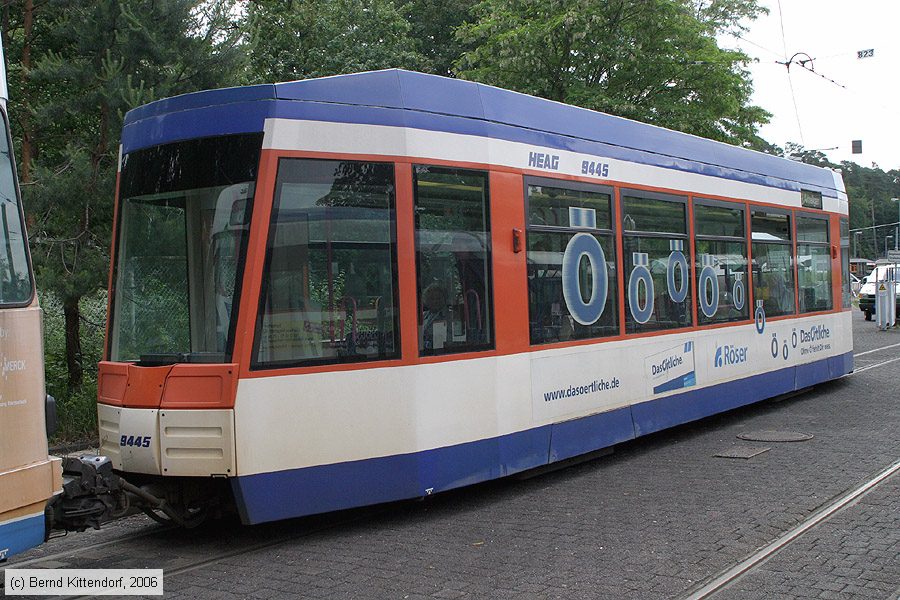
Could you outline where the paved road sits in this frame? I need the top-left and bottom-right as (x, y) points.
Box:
(7, 310), (900, 599)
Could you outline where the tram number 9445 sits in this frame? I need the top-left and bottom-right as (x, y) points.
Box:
(581, 160), (610, 178)
(120, 435), (151, 448)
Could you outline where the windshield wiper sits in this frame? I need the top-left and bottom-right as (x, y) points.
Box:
(137, 352), (226, 366)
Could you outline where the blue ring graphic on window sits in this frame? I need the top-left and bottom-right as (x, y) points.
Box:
(667, 240), (688, 303)
(732, 273), (746, 311)
(629, 252), (654, 324)
(561, 232), (608, 325)
(698, 254), (719, 318)
(755, 300), (766, 334)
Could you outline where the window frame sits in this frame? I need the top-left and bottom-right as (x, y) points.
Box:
(525, 176), (616, 235)
(621, 188), (692, 333)
(0, 108), (35, 309)
(839, 217), (850, 309)
(795, 211), (833, 314)
(621, 188), (689, 238)
(108, 132), (264, 363)
(751, 207), (793, 243)
(692, 197), (747, 240)
(692, 198), (750, 325)
(524, 176), (618, 345)
(250, 156), (402, 370)
(750, 207), (796, 318)
(413, 164), (495, 357)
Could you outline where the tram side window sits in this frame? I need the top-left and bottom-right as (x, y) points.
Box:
(526, 181), (618, 345)
(751, 210), (795, 318)
(414, 166), (493, 356)
(0, 114), (31, 305)
(797, 215), (833, 313)
(694, 202), (749, 324)
(840, 218), (850, 309)
(622, 192), (692, 333)
(253, 159), (400, 368)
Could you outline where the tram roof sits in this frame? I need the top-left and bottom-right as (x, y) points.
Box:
(122, 69), (843, 198)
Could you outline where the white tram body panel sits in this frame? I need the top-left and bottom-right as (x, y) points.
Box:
(231, 312), (852, 477)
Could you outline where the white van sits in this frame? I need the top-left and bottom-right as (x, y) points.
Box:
(858, 264), (900, 320)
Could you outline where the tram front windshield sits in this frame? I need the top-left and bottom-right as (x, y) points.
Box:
(0, 109), (31, 305)
(109, 134), (262, 364)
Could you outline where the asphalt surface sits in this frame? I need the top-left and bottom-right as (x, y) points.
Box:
(5, 308), (899, 599)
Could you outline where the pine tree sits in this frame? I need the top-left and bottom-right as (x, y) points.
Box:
(7, 0), (243, 393)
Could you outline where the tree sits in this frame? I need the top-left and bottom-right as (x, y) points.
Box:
(402, 0), (480, 76)
(243, 0), (424, 83)
(456, 0), (771, 146)
(6, 0), (244, 391)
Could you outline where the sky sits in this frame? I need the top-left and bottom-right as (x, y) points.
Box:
(721, 0), (900, 170)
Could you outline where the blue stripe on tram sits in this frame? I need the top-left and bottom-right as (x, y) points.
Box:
(0, 513), (46, 560)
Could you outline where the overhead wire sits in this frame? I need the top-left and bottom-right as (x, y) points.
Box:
(730, 34), (899, 119)
(776, 0), (805, 144)
(730, 32), (783, 60)
(794, 62), (846, 89)
(725, 9), (900, 161)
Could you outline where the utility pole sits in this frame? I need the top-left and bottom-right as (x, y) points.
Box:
(872, 203), (877, 258)
(893, 198), (899, 251)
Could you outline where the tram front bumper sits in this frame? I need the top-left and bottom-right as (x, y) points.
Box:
(98, 404), (235, 478)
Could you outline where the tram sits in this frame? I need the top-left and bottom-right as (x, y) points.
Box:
(98, 69), (853, 525)
(0, 44), (62, 559)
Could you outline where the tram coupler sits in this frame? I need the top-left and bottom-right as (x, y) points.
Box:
(45, 455), (129, 534)
(46, 455), (212, 533)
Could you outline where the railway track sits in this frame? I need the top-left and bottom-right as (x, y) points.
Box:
(5, 522), (175, 570)
(683, 459), (900, 599)
(682, 342), (900, 599)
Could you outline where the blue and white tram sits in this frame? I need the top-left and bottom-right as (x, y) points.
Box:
(98, 70), (853, 525)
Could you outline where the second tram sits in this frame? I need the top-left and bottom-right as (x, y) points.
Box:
(0, 47), (62, 559)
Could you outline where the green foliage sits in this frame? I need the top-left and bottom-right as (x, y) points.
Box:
(4, 0), (245, 437)
(402, 0), (480, 76)
(41, 292), (106, 442)
(25, 147), (113, 302)
(243, 0), (425, 83)
(456, 0), (771, 146)
(841, 163), (900, 259)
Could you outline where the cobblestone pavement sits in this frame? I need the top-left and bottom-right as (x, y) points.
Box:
(720, 473), (900, 600)
(7, 310), (900, 599)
